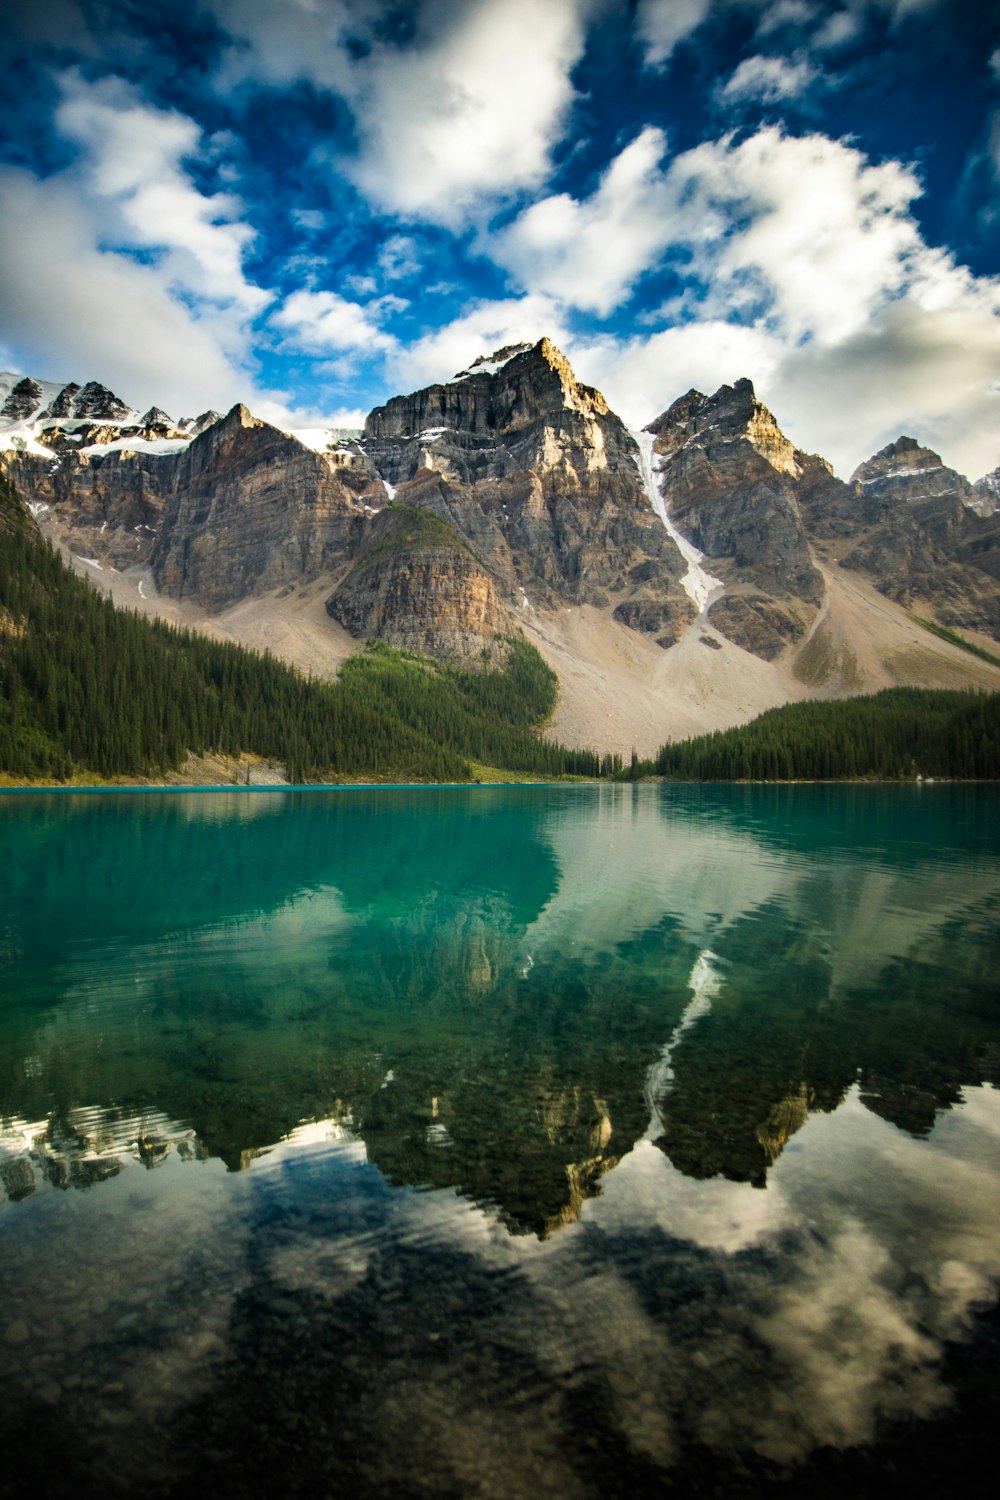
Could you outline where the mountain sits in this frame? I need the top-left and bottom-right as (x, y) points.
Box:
(2, 341), (999, 759)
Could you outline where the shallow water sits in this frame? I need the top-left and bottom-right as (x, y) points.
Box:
(1, 783), (998, 1497)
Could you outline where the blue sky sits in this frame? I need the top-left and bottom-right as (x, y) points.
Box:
(1, 0), (998, 477)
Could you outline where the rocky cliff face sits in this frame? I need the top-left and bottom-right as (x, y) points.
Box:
(150, 405), (382, 610)
(327, 505), (517, 660)
(3, 346), (999, 680)
(797, 435), (1000, 633)
(646, 379), (826, 658)
(361, 338), (693, 642)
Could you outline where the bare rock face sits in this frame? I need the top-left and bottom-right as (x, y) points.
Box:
(360, 338), (691, 637)
(647, 378), (824, 656)
(849, 437), (976, 550)
(327, 505), (518, 661)
(178, 411), (223, 437)
(801, 435), (1000, 633)
(70, 381), (135, 423)
(151, 405), (384, 610)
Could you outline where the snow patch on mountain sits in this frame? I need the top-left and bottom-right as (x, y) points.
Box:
(632, 429), (724, 616)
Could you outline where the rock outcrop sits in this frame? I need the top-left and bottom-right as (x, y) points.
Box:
(647, 378), (825, 657)
(798, 435), (1000, 633)
(361, 338), (693, 639)
(150, 405), (383, 610)
(327, 505), (518, 660)
(1, 377), (45, 423)
(974, 466), (1000, 516)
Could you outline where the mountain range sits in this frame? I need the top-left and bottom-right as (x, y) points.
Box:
(2, 339), (999, 757)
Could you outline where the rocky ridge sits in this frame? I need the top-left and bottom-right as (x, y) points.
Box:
(646, 378), (828, 659)
(359, 337), (694, 645)
(2, 344), (1000, 728)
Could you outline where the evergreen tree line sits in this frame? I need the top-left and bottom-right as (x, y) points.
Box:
(629, 687), (1000, 781)
(0, 476), (603, 783)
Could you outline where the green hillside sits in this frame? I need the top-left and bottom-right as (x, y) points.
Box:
(644, 688), (1000, 781)
(0, 475), (599, 784)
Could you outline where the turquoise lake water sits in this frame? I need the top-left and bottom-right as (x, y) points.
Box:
(1, 783), (998, 1497)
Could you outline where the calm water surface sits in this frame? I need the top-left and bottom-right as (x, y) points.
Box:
(1, 784), (998, 1497)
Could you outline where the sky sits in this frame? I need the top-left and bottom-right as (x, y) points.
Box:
(1, 0), (998, 479)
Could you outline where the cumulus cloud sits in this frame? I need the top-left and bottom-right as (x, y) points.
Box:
(674, 128), (925, 345)
(0, 164), (253, 416)
(485, 125), (1000, 478)
(718, 52), (818, 103)
(270, 288), (397, 354)
(493, 127), (686, 316)
(494, 126), (925, 344)
(756, 1), (820, 36)
(55, 71), (268, 316)
(343, 0), (591, 224)
(378, 235), (423, 281)
(207, 0), (363, 91)
(636, 0), (713, 66)
(212, 0), (592, 227)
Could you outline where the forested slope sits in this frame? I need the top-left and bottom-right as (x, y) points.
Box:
(0, 476), (599, 784)
(645, 688), (1000, 780)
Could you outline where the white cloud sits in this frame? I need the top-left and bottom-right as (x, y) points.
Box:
(344, 0), (592, 224)
(253, 396), (370, 433)
(0, 164), (253, 417)
(719, 52), (818, 103)
(55, 72), (268, 316)
(670, 128), (925, 346)
(493, 127), (684, 316)
(636, 0), (713, 67)
(270, 289), (397, 355)
(493, 126), (921, 343)
(291, 208), (326, 231)
(991, 48), (1000, 82)
(378, 235), (423, 281)
(487, 125), (1000, 479)
(568, 322), (785, 430)
(756, 1), (819, 35)
(207, 0), (363, 91)
(212, 0), (593, 227)
(812, 6), (864, 48)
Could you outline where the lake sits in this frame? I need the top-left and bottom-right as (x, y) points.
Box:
(1, 783), (998, 1498)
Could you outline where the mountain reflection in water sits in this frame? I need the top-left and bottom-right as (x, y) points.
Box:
(1, 784), (998, 1497)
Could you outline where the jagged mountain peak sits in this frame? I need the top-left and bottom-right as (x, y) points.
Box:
(0, 370), (138, 432)
(452, 342), (534, 379)
(850, 436), (973, 505)
(648, 376), (800, 478)
(140, 406), (174, 428)
(364, 337), (611, 444)
(178, 410), (223, 437)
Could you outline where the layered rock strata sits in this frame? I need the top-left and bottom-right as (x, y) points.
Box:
(150, 405), (382, 610)
(800, 435), (1000, 633)
(327, 505), (518, 661)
